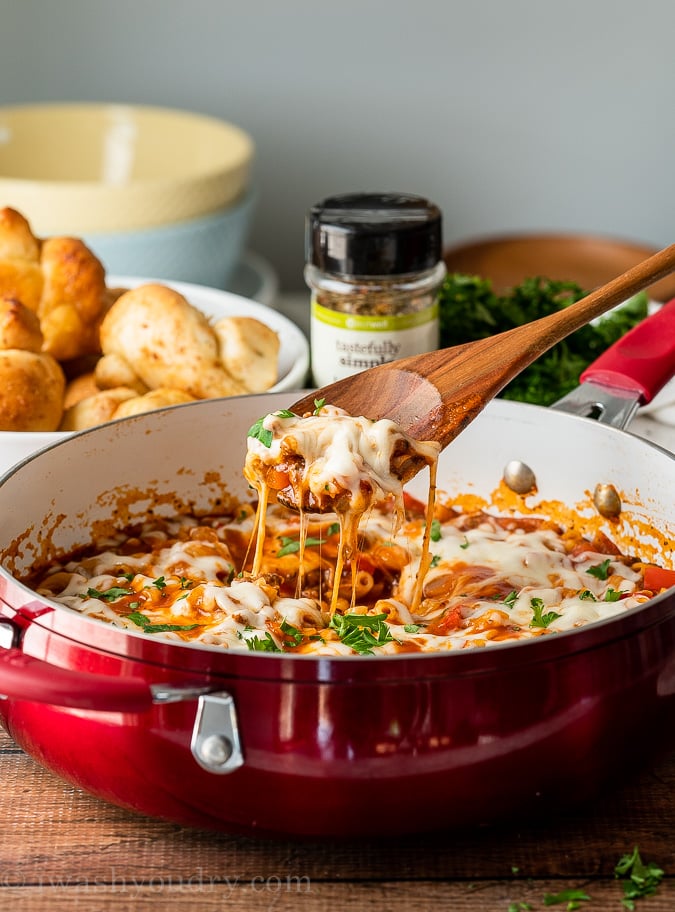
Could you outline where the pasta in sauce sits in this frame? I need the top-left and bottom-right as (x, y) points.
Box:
(26, 405), (670, 656)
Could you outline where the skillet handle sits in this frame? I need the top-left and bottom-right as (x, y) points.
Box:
(0, 632), (153, 712)
(580, 298), (675, 402)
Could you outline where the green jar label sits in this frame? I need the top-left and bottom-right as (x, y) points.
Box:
(312, 301), (438, 331)
(310, 299), (439, 387)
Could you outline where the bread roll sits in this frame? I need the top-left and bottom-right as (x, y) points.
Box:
(0, 296), (43, 352)
(213, 315), (280, 392)
(99, 284), (247, 398)
(59, 387), (137, 432)
(112, 388), (196, 420)
(0, 207), (110, 362)
(0, 208), (43, 314)
(0, 350), (65, 431)
(39, 235), (109, 360)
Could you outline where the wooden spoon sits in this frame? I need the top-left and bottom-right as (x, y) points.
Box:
(291, 243), (675, 449)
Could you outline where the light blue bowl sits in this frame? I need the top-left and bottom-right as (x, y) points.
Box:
(82, 188), (256, 288)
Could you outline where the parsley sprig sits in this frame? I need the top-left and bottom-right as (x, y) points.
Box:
(529, 597), (561, 629)
(127, 612), (200, 634)
(543, 887), (591, 909)
(280, 619), (303, 647)
(330, 612), (394, 655)
(245, 631), (282, 652)
(85, 586), (131, 602)
(614, 845), (664, 909)
(587, 558), (611, 580)
(247, 409), (296, 448)
(277, 535), (325, 557)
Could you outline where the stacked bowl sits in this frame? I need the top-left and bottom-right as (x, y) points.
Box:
(0, 102), (256, 287)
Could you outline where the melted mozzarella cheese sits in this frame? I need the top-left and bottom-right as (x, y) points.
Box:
(244, 405), (440, 615)
(245, 405), (440, 513)
(27, 407), (661, 656)
(32, 500), (654, 655)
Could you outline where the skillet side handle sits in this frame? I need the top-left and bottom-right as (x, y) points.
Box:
(579, 297), (675, 403)
(0, 633), (153, 712)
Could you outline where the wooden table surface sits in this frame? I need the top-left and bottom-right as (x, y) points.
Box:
(1, 725), (673, 911)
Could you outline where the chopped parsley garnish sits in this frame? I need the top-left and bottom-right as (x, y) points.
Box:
(614, 845), (664, 909)
(326, 522), (340, 536)
(85, 586), (131, 602)
(587, 558), (611, 580)
(529, 597), (561, 629)
(503, 590), (518, 608)
(430, 554), (442, 568)
(579, 589), (597, 601)
(120, 572), (135, 581)
(430, 519), (442, 542)
(277, 535), (325, 557)
(152, 576), (166, 590)
(330, 612), (394, 655)
(247, 410), (296, 448)
(604, 588), (622, 602)
(245, 631), (281, 653)
(459, 535), (470, 549)
(247, 417), (271, 446)
(179, 576), (192, 589)
(127, 612), (199, 634)
(313, 398), (326, 413)
(404, 624), (421, 633)
(280, 619), (303, 647)
(543, 887), (591, 909)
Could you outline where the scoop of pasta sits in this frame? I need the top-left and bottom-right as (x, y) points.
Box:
(244, 404), (440, 515)
(244, 403), (440, 614)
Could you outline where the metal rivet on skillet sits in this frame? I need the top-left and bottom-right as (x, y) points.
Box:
(594, 483), (622, 518)
(197, 734), (233, 768)
(503, 460), (537, 495)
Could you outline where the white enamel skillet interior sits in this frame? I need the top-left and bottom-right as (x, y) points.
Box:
(0, 392), (673, 613)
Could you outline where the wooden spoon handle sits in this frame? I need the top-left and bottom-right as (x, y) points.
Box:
(290, 243), (675, 450)
(383, 243), (675, 446)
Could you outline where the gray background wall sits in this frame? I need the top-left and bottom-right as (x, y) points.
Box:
(0, 0), (672, 290)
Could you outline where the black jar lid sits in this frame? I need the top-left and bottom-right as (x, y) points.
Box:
(306, 192), (443, 278)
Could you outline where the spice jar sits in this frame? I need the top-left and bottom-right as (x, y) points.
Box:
(305, 192), (446, 387)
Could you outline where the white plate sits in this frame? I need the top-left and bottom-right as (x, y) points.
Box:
(0, 277), (309, 476)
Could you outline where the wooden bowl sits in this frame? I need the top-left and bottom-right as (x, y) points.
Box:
(443, 232), (675, 302)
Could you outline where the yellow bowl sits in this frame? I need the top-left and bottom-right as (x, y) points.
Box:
(0, 103), (254, 234)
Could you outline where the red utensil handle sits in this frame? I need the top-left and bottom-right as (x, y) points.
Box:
(0, 647), (153, 712)
(580, 298), (675, 403)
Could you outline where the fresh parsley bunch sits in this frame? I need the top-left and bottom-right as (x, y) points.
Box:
(438, 274), (648, 406)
